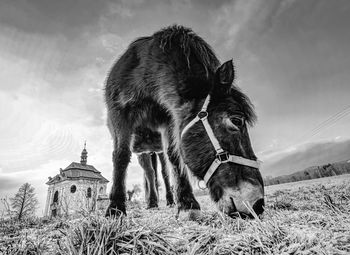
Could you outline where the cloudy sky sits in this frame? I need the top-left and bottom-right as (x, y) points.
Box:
(1, 0), (350, 215)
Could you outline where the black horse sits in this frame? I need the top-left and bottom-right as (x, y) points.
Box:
(105, 25), (264, 218)
(131, 127), (174, 208)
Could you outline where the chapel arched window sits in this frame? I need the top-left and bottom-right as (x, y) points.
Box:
(70, 185), (77, 193)
(53, 191), (59, 203)
(87, 187), (92, 198)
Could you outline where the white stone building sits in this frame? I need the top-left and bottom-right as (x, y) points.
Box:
(44, 144), (109, 217)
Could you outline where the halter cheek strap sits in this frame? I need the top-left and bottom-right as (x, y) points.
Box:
(181, 94), (261, 187)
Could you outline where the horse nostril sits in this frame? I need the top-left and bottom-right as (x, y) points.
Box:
(252, 198), (265, 215)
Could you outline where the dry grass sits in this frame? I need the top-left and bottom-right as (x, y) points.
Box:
(59, 214), (177, 254)
(1, 174), (350, 254)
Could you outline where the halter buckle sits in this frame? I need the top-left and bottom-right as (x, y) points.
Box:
(197, 111), (208, 119)
(216, 151), (230, 163)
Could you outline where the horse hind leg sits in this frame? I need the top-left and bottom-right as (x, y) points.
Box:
(158, 152), (175, 206)
(106, 130), (132, 217)
(144, 172), (149, 203)
(138, 153), (159, 209)
(151, 152), (159, 196)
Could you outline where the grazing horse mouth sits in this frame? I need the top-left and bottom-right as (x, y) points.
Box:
(229, 197), (254, 219)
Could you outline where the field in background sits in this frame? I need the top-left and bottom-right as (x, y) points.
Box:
(1, 175), (350, 254)
(265, 173), (350, 194)
(264, 160), (350, 186)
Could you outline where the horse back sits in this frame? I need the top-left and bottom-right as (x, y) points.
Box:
(104, 25), (219, 132)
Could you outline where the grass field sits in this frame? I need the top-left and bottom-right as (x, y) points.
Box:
(1, 174), (350, 254)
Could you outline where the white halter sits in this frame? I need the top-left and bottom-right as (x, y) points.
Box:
(181, 94), (260, 187)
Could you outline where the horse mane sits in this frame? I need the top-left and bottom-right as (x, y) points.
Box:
(129, 26), (256, 124)
(153, 25), (256, 124)
(229, 87), (257, 126)
(153, 25), (220, 76)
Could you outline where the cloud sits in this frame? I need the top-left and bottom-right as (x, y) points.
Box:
(0, 0), (110, 37)
(0, 177), (22, 194)
(0, 77), (111, 174)
(209, 0), (291, 58)
(211, 0), (262, 51)
(0, 27), (117, 126)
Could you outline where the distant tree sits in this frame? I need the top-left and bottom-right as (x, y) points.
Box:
(316, 167), (322, 178)
(303, 171), (311, 180)
(0, 197), (13, 219)
(328, 164), (337, 176)
(291, 176), (297, 182)
(133, 184), (142, 196)
(127, 184), (142, 201)
(264, 176), (273, 186)
(10, 183), (39, 220)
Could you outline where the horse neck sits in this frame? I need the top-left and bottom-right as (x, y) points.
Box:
(175, 98), (206, 134)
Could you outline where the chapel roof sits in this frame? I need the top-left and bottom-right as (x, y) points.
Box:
(46, 143), (109, 185)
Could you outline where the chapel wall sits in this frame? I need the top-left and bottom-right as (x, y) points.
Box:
(46, 179), (108, 217)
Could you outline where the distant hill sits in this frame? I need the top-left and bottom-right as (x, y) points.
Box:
(264, 160), (350, 186)
(261, 139), (350, 177)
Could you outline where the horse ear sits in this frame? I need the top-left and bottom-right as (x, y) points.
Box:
(216, 60), (235, 88)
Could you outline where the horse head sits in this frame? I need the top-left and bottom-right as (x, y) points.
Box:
(181, 60), (264, 218)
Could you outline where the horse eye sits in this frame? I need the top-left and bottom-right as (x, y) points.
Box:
(230, 117), (245, 128)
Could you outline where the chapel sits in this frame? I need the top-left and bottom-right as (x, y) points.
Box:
(44, 143), (109, 217)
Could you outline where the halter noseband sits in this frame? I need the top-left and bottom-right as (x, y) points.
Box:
(181, 94), (260, 187)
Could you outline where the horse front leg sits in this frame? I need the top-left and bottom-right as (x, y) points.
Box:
(167, 147), (200, 212)
(163, 127), (200, 212)
(106, 133), (132, 217)
(158, 152), (175, 206)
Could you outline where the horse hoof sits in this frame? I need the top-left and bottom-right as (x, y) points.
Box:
(146, 203), (158, 209)
(105, 206), (126, 218)
(175, 209), (202, 221)
(166, 199), (176, 207)
(166, 197), (175, 207)
(178, 197), (201, 211)
(188, 209), (202, 221)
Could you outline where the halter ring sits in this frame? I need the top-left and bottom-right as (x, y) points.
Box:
(197, 111), (208, 119)
(198, 180), (207, 190)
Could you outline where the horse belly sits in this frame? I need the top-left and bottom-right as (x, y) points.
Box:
(131, 127), (163, 154)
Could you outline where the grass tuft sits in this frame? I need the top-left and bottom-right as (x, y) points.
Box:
(59, 214), (177, 255)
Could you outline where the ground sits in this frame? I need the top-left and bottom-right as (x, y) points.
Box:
(1, 174), (350, 254)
